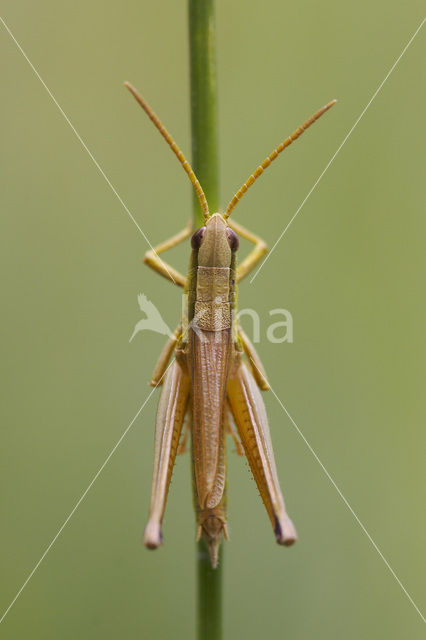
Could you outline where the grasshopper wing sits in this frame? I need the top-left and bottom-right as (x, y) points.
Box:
(191, 329), (231, 510)
(144, 359), (190, 549)
(227, 358), (297, 545)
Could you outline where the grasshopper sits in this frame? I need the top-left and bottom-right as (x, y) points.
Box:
(125, 82), (335, 567)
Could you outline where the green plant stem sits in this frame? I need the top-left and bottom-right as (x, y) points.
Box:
(196, 540), (222, 640)
(188, 2), (222, 640)
(189, 0), (219, 227)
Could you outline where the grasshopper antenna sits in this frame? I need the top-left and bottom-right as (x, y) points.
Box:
(124, 82), (210, 221)
(224, 99), (337, 218)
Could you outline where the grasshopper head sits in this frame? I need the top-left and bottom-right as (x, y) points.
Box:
(191, 213), (239, 269)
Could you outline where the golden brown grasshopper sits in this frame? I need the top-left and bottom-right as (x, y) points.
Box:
(125, 82), (335, 567)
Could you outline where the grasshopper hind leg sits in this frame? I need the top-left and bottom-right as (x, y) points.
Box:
(238, 326), (270, 391)
(149, 325), (181, 387)
(227, 357), (297, 546)
(143, 357), (190, 549)
(177, 404), (191, 455)
(224, 402), (244, 456)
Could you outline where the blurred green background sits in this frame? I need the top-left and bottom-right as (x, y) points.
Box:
(1, 1), (425, 638)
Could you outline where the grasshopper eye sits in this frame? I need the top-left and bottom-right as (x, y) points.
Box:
(191, 226), (206, 250)
(226, 228), (239, 252)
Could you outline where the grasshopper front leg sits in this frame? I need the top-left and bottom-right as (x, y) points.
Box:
(227, 218), (268, 283)
(144, 221), (192, 287)
(144, 222), (190, 386)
